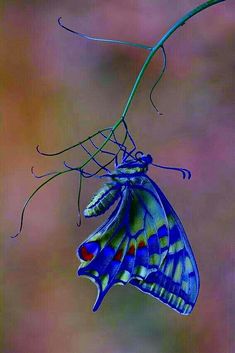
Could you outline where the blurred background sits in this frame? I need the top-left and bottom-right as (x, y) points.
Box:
(1, 1), (234, 352)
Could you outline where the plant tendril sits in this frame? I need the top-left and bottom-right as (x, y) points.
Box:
(11, 169), (72, 238)
(36, 128), (113, 157)
(149, 46), (167, 116)
(58, 17), (152, 51)
(77, 173), (83, 227)
(31, 166), (59, 179)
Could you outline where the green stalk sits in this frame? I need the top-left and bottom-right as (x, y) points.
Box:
(81, 0), (226, 169)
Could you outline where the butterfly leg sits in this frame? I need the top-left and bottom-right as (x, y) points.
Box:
(89, 133), (118, 163)
(99, 120), (138, 164)
(90, 132), (121, 169)
(99, 130), (126, 167)
(90, 127), (134, 167)
(101, 120), (136, 164)
(81, 142), (111, 173)
(121, 119), (137, 161)
(124, 121), (137, 154)
(63, 134), (117, 178)
(112, 127), (134, 164)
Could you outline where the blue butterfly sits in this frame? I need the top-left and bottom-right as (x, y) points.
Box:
(77, 152), (200, 315)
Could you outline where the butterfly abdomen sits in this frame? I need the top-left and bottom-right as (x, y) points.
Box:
(84, 182), (121, 217)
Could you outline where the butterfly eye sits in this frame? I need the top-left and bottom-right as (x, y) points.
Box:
(135, 152), (153, 166)
(145, 154), (153, 164)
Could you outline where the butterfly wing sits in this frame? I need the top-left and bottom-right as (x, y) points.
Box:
(78, 175), (199, 314)
(78, 193), (130, 311)
(77, 176), (169, 311)
(130, 176), (200, 315)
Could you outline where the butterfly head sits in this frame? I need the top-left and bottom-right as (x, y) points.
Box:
(136, 153), (153, 165)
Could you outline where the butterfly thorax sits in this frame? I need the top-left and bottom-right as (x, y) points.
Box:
(110, 153), (152, 181)
(83, 154), (152, 218)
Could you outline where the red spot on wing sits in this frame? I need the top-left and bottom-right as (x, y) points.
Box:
(128, 245), (135, 255)
(114, 249), (123, 261)
(138, 241), (146, 248)
(80, 245), (94, 261)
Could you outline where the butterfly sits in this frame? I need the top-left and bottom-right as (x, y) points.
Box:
(77, 152), (200, 315)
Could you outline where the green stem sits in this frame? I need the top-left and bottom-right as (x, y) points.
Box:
(80, 0), (226, 169)
(120, 0), (226, 122)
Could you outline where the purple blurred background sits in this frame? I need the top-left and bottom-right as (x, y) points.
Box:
(1, 1), (235, 352)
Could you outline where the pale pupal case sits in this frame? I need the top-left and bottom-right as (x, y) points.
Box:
(84, 182), (121, 218)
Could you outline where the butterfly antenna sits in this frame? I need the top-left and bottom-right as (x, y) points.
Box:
(151, 162), (191, 180)
(149, 45), (167, 116)
(58, 17), (151, 51)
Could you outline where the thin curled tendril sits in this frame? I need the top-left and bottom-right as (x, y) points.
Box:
(31, 166), (59, 179)
(149, 46), (167, 116)
(58, 17), (152, 51)
(77, 174), (83, 227)
(63, 161), (96, 178)
(10, 169), (71, 238)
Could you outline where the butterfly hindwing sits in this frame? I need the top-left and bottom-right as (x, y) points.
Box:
(78, 189), (130, 310)
(130, 176), (200, 315)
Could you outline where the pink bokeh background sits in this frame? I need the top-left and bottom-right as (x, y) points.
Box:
(1, 1), (234, 353)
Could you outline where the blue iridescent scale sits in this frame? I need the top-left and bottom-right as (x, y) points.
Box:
(78, 153), (200, 315)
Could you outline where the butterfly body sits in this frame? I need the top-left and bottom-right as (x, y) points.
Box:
(78, 154), (200, 314)
(83, 154), (152, 217)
